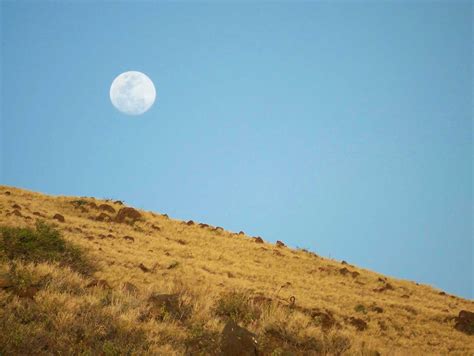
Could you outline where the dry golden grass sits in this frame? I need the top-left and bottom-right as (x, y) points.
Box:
(0, 185), (472, 355)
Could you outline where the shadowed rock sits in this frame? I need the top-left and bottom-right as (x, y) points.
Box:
(220, 320), (258, 356)
(139, 263), (150, 272)
(12, 204), (21, 210)
(53, 213), (65, 222)
(96, 212), (111, 222)
(349, 317), (368, 331)
(454, 310), (474, 335)
(4, 191), (11, 195)
(123, 235), (135, 242)
(276, 240), (286, 247)
(254, 237), (264, 243)
(115, 207), (142, 224)
(373, 283), (394, 293)
(99, 204), (116, 214)
(186, 220), (194, 226)
(199, 223), (209, 228)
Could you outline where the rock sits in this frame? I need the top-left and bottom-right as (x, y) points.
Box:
(339, 267), (350, 275)
(96, 213), (111, 222)
(151, 224), (161, 231)
(0, 273), (13, 288)
(311, 309), (337, 330)
(439, 291), (446, 295)
(32, 211), (42, 217)
(123, 235), (135, 242)
(17, 286), (39, 299)
(220, 320), (258, 356)
(162, 214), (169, 218)
(454, 310), (474, 335)
(341, 260), (348, 265)
(115, 207), (142, 224)
(177, 239), (187, 245)
(401, 294), (410, 298)
(254, 237), (264, 243)
(276, 240), (286, 247)
(11, 210), (22, 217)
(98, 204), (116, 214)
(11, 204), (21, 210)
(167, 261), (179, 269)
(273, 250), (283, 257)
(53, 213), (65, 222)
(370, 306), (384, 313)
(186, 220), (194, 226)
(4, 191), (11, 195)
(114, 200), (123, 205)
(214, 226), (224, 232)
(86, 279), (111, 289)
(238, 231), (245, 235)
(199, 223), (209, 228)
(351, 271), (360, 278)
(349, 317), (368, 331)
(373, 283), (394, 293)
(123, 282), (139, 294)
(139, 263), (150, 272)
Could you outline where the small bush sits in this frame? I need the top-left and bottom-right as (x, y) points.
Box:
(354, 304), (367, 314)
(214, 291), (260, 324)
(0, 221), (94, 275)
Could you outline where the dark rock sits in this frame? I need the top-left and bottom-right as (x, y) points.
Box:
(98, 204), (116, 214)
(373, 283), (394, 293)
(11, 210), (22, 217)
(199, 223), (209, 228)
(115, 207), (142, 224)
(439, 291), (446, 296)
(341, 260), (348, 265)
(401, 294), (410, 299)
(276, 240), (286, 247)
(254, 237), (264, 243)
(177, 239), (187, 245)
(162, 214), (169, 218)
(96, 213), (111, 222)
(123, 235), (135, 242)
(139, 263), (150, 272)
(351, 271), (360, 278)
(32, 211), (42, 217)
(167, 261), (179, 269)
(339, 267), (350, 276)
(220, 320), (258, 356)
(4, 191), (11, 195)
(238, 231), (245, 235)
(370, 306), (384, 313)
(86, 279), (111, 289)
(349, 317), (368, 331)
(186, 220), (195, 226)
(454, 310), (474, 335)
(114, 200), (123, 205)
(17, 286), (39, 299)
(53, 213), (65, 222)
(151, 224), (161, 231)
(12, 204), (21, 210)
(310, 309), (337, 330)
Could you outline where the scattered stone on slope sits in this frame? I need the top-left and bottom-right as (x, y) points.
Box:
(4, 191), (11, 195)
(11, 204), (21, 210)
(220, 320), (259, 356)
(341, 260), (348, 265)
(276, 240), (286, 247)
(139, 263), (150, 272)
(186, 220), (194, 226)
(454, 310), (474, 335)
(310, 309), (337, 330)
(370, 305), (384, 313)
(123, 235), (135, 242)
(373, 282), (394, 293)
(115, 207), (142, 224)
(95, 213), (111, 222)
(53, 213), (65, 222)
(98, 204), (116, 214)
(9, 210), (23, 217)
(349, 317), (368, 331)
(199, 223), (209, 228)
(151, 224), (161, 231)
(254, 237), (264, 243)
(238, 231), (245, 235)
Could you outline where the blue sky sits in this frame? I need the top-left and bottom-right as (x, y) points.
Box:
(1, 1), (472, 298)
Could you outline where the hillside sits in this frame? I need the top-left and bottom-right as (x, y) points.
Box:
(0, 185), (472, 355)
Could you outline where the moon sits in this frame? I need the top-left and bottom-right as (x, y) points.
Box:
(110, 71), (156, 115)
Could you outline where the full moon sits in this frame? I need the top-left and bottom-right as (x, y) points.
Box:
(110, 71), (156, 115)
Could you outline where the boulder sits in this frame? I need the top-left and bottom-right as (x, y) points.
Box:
(254, 237), (264, 243)
(53, 213), (65, 222)
(115, 207), (142, 224)
(98, 204), (116, 214)
(220, 320), (259, 356)
(454, 310), (474, 335)
(276, 240), (286, 247)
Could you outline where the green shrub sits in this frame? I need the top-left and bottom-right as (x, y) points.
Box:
(354, 304), (367, 314)
(0, 221), (94, 275)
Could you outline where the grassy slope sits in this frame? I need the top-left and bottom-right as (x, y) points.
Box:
(0, 185), (472, 355)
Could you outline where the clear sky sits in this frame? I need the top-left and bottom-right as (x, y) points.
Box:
(1, 1), (472, 298)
